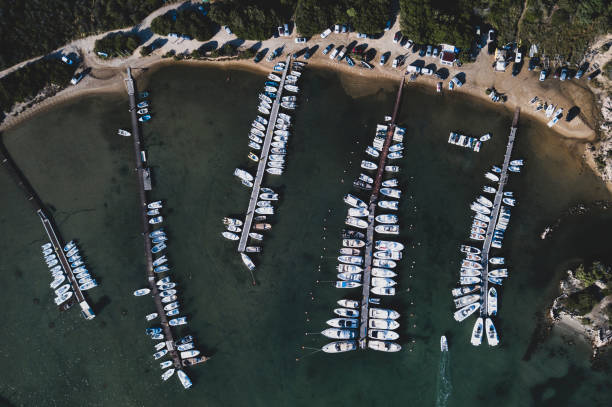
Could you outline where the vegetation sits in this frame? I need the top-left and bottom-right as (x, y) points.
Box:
(575, 261), (610, 288)
(0, 0), (167, 70)
(209, 0), (285, 40)
(294, 0), (391, 37)
(560, 286), (603, 316)
(151, 7), (217, 41)
(94, 32), (142, 58)
(0, 57), (77, 112)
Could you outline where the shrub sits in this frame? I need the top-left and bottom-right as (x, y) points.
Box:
(151, 7), (217, 41)
(94, 32), (142, 58)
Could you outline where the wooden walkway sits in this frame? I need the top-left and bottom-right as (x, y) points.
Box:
(124, 68), (182, 370)
(237, 55), (291, 253)
(358, 76), (405, 348)
(480, 108), (520, 317)
(0, 143), (94, 318)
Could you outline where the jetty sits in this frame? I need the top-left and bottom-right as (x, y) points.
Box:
(358, 76), (405, 348)
(237, 55), (291, 253)
(480, 107), (520, 316)
(124, 67), (182, 369)
(0, 143), (95, 319)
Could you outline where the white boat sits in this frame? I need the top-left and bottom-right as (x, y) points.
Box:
(149, 216), (163, 225)
(508, 165), (521, 173)
(322, 341), (357, 353)
(343, 194), (367, 209)
(369, 308), (400, 319)
(137, 108), (148, 115)
(452, 285), (480, 297)
(366, 146), (380, 158)
(503, 198), (516, 206)
(485, 318), (499, 346)
(164, 301), (179, 311)
(284, 84), (299, 92)
(268, 73), (281, 81)
(54, 284), (71, 296)
(373, 259), (396, 268)
(337, 272), (361, 282)
(374, 250), (401, 260)
(441, 335), (448, 351)
(54, 291), (73, 305)
(477, 196), (493, 207)
(343, 239), (365, 248)
(375, 214), (398, 224)
(161, 295), (177, 304)
(80, 281), (98, 290)
(153, 349), (168, 360)
(460, 276), (481, 285)
(369, 318), (399, 330)
(159, 282), (176, 291)
(368, 340), (401, 352)
(160, 360), (173, 369)
(177, 370), (192, 389)
(345, 216), (368, 229)
(264, 86), (278, 93)
(255, 207), (274, 215)
(483, 186), (496, 194)
(462, 260), (483, 270)
(249, 232), (264, 240)
(489, 269), (508, 278)
(375, 225), (399, 234)
(378, 200), (399, 210)
(248, 141), (261, 150)
(222, 231), (239, 241)
(234, 168), (254, 182)
(258, 106), (270, 115)
(161, 368), (175, 381)
(169, 317), (187, 326)
(337, 299), (359, 309)
(470, 233), (485, 241)
(361, 160), (377, 170)
(371, 277), (396, 287)
(381, 178), (399, 187)
(151, 243), (166, 253)
(327, 318), (359, 328)
(372, 268), (397, 278)
(385, 165), (400, 172)
(249, 133), (263, 144)
(389, 143), (403, 152)
(471, 202), (491, 215)
(177, 343), (194, 351)
(454, 294), (480, 308)
(145, 312), (158, 321)
(480, 133), (491, 141)
(334, 308), (359, 318)
(133, 288), (150, 296)
(269, 155), (285, 162)
(485, 172), (499, 182)
(471, 317), (484, 346)
(474, 213), (491, 223)
(453, 302), (480, 322)
(488, 287), (498, 316)
(388, 151), (403, 159)
(348, 207), (369, 218)
(65, 248), (79, 257)
(371, 286), (396, 295)
(338, 255), (363, 265)
(271, 141), (286, 148)
(337, 264), (363, 274)
(241, 253), (256, 271)
(339, 247), (360, 256)
(266, 167), (283, 175)
(321, 328), (356, 339)
(460, 268), (481, 277)
(335, 281), (362, 288)
(256, 201), (272, 208)
(50, 276), (65, 289)
(375, 241), (404, 251)
(510, 159), (524, 166)
(380, 188), (401, 199)
(368, 329), (399, 341)
(160, 289), (176, 298)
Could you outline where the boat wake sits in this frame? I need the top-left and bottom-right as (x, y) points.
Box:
(435, 350), (452, 407)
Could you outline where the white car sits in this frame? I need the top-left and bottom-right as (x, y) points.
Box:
(295, 37), (307, 44)
(334, 24), (340, 34)
(515, 52), (522, 63)
(404, 40), (413, 50)
(224, 26), (232, 35)
(70, 72), (83, 85)
(321, 28), (332, 39)
(329, 48), (339, 59)
(392, 56), (401, 68)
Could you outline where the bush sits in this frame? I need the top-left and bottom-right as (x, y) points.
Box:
(94, 32), (142, 58)
(151, 7), (217, 41)
(575, 261), (610, 287)
(560, 286), (603, 316)
(209, 0), (282, 40)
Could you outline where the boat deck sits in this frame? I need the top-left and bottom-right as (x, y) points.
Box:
(358, 75), (405, 348)
(125, 67), (182, 370)
(479, 108), (519, 317)
(0, 143), (94, 319)
(237, 55), (292, 253)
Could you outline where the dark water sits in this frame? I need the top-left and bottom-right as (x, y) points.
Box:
(1, 65), (611, 406)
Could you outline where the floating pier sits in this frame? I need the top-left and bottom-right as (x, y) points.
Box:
(124, 67), (182, 370)
(237, 55), (292, 253)
(0, 142), (95, 319)
(479, 107), (520, 317)
(358, 76), (405, 348)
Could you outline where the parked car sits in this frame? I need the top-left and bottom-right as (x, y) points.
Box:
(404, 39), (413, 50)
(322, 44), (334, 55)
(539, 70), (547, 81)
(587, 69), (600, 81)
(384, 20), (392, 31)
(345, 55), (355, 66)
(321, 28), (331, 39)
(488, 29), (495, 42)
(283, 23), (290, 36)
(334, 25), (340, 34)
(357, 33), (367, 39)
(433, 47), (439, 57)
(451, 76), (463, 87)
(392, 55), (402, 68)
(399, 37), (408, 47)
(575, 68), (584, 79)
(61, 55), (73, 65)
(512, 62), (521, 76)
(224, 26), (232, 35)
(341, 25), (347, 33)
(528, 58), (538, 71)
(277, 26), (284, 37)
(419, 47), (426, 57)
(393, 31), (402, 43)
(337, 47), (346, 60)
(295, 37), (307, 44)
(380, 53), (388, 65)
(560, 68), (568, 81)
(70, 72), (84, 85)
(304, 49), (312, 59)
(515, 52), (522, 63)
(329, 47), (340, 59)
(426, 45), (432, 57)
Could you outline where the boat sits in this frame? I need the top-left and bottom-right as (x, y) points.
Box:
(503, 191), (514, 197)
(160, 361), (173, 369)
(322, 328), (356, 339)
(247, 140), (261, 150)
(281, 95), (296, 102)
(460, 276), (481, 285)
(269, 155), (285, 162)
(222, 231), (239, 241)
(335, 281), (362, 288)
(380, 188), (401, 199)
(361, 160), (377, 170)
(375, 241), (404, 251)
(249, 232), (264, 240)
(160, 289), (177, 298)
(258, 106), (270, 115)
(164, 301), (179, 311)
(451, 285), (480, 297)
(327, 318), (359, 328)
(371, 277), (397, 287)
(491, 166), (502, 174)
(150, 229), (165, 238)
(388, 151), (403, 159)
(138, 114), (151, 122)
(381, 179), (399, 188)
(483, 185), (496, 194)
(508, 165), (521, 173)
(254, 215), (267, 221)
(343, 194), (367, 209)
(485, 172), (500, 182)
(371, 286), (396, 295)
(274, 130), (289, 138)
(149, 216), (163, 225)
(489, 257), (504, 265)
(375, 225), (399, 235)
(339, 247), (360, 256)
(246, 246), (262, 253)
(485, 318), (499, 346)
(177, 370), (192, 389)
(170, 317), (188, 326)
(334, 307), (359, 318)
(342, 239), (365, 248)
(151, 334), (164, 340)
(271, 141), (286, 148)
(153, 349), (168, 360)
(454, 294), (480, 308)
(477, 196), (493, 207)
(368, 329), (400, 341)
(510, 159), (523, 166)
(46, 259), (59, 267)
(337, 272), (362, 282)
(241, 253), (256, 271)
(252, 121), (266, 131)
(342, 229), (366, 239)
(259, 93), (272, 104)
(366, 146), (380, 158)
(42, 242), (53, 251)
(255, 207), (274, 215)
(253, 223), (272, 231)
(472, 221), (487, 229)
(151, 243), (166, 254)
(471, 227), (486, 235)
(159, 282), (176, 291)
(137, 108), (148, 115)
(471, 317), (484, 346)
(453, 302), (480, 322)
(322, 341), (357, 353)
(161, 368), (175, 381)
(378, 200), (399, 210)
(337, 299), (359, 309)
(503, 197), (516, 206)
(337, 264), (363, 274)
(177, 342), (194, 352)
(133, 288), (150, 296)
(80, 281), (97, 290)
(440, 335), (448, 351)
(373, 258), (396, 268)
(369, 318), (400, 330)
(488, 287), (498, 316)
(154, 342), (167, 352)
(471, 202), (491, 215)
(137, 101), (148, 109)
(53, 291), (73, 305)
(249, 133), (263, 144)
(474, 212), (491, 223)
(368, 340), (401, 352)
(338, 255), (363, 265)
(489, 269), (508, 278)
(264, 86), (278, 93)
(65, 247), (79, 258)
(372, 268), (397, 278)
(375, 214), (398, 224)
(374, 251), (401, 260)
(345, 216), (368, 229)
(256, 201), (272, 208)
(54, 284), (71, 297)
(145, 312), (159, 321)
(266, 167), (283, 175)
(70, 260), (84, 268)
(369, 308), (400, 320)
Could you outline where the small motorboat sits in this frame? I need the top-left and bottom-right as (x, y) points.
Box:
(375, 214), (398, 224)
(222, 231), (239, 241)
(337, 299), (359, 309)
(166, 309), (180, 316)
(241, 253), (256, 271)
(372, 268), (397, 278)
(327, 318), (359, 328)
(160, 361), (173, 370)
(152, 236), (168, 244)
(133, 288), (150, 296)
(503, 198), (516, 206)
(148, 201), (163, 209)
(151, 243), (166, 254)
(245, 246), (262, 253)
(137, 108), (148, 115)
(150, 229), (165, 238)
(385, 165), (400, 172)
(369, 318), (399, 330)
(253, 223), (272, 231)
(380, 188), (401, 199)
(454, 294), (480, 308)
(226, 225), (242, 233)
(489, 257), (505, 265)
(488, 287), (498, 316)
(343, 239), (365, 248)
(337, 272), (362, 282)
(164, 301), (179, 311)
(460, 276), (481, 285)
(485, 318), (499, 346)
(169, 317), (188, 326)
(489, 268), (508, 278)
(249, 232), (264, 241)
(180, 350), (200, 359)
(375, 225), (399, 235)
(153, 349), (168, 360)
(161, 368), (175, 381)
(248, 141), (261, 150)
(138, 114), (151, 122)
(485, 172), (499, 182)
(177, 342), (194, 351)
(80, 280), (98, 290)
(378, 200), (399, 210)
(372, 258), (396, 268)
(374, 250), (401, 261)
(145, 312), (158, 321)
(335, 281), (362, 288)
(453, 302), (480, 322)
(371, 286), (396, 296)
(321, 341), (357, 354)
(322, 328), (356, 339)
(159, 282), (176, 291)
(149, 216), (163, 225)
(369, 308), (400, 320)
(483, 185), (496, 194)
(451, 284), (480, 297)
(345, 216), (368, 229)
(160, 289), (177, 297)
(471, 317), (484, 346)
(338, 255), (363, 265)
(248, 152), (259, 162)
(368, 329), (400, 341)
(337, 264), (363, 274)
(255, 206), (274, 215)
(368, 340), (401, 352)
(42, 242), (53, 251)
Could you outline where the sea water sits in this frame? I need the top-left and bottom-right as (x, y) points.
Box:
(0, 65), (611, 406)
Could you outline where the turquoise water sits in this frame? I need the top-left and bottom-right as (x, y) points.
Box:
(0, 65), (611, 406)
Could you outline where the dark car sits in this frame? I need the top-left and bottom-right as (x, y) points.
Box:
(587, 69), (600, 80)
(393, 31), (402, 43)
(528, 57), (538, 71)
(419, 47), (426, 57)
(412, 44), (419, 54)
(553, 67), (562, 78)
(399, 37), (408, 47)
(512, 62), (522, 76)
(352, 44), (367, 54)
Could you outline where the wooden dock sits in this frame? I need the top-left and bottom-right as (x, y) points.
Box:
(0, 143), (94, 319)
(237, 55), (292, 253)
(479, 107), (520, 317)
(358, 76), (405, 348)
(124, 67), (182, 370)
